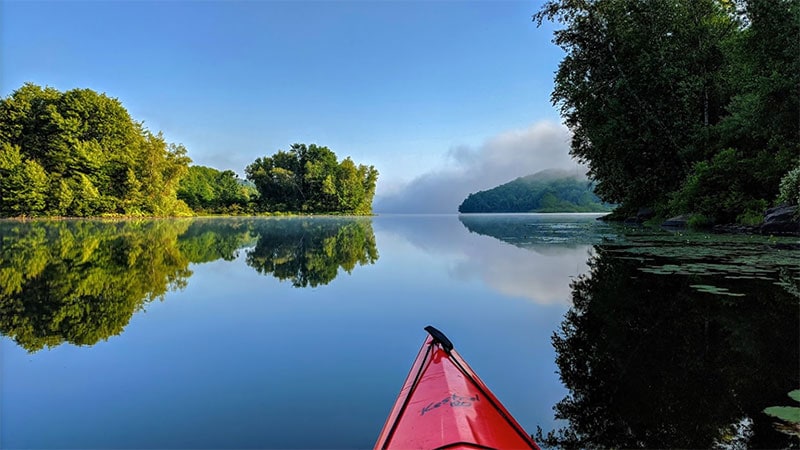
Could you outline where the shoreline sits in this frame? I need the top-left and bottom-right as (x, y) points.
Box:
(600, 204), (800, 237)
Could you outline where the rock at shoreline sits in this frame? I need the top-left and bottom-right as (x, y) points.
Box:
(616, 205), (799, 236)
(760, 205), (799, 235)
(662, 214), (691, 229)
(713, 224), (759, 234)
(657, 205), (799, 236)
(624, 207), (655, 224)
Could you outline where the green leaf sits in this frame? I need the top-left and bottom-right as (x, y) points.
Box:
(764, 406), (800, 423)
(789, 390), (800, 403)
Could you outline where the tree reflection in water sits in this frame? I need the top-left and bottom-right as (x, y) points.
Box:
(0, 220), (195, 352)
(539, 246), (799, 449)
(0, 217), (378, 352)
(246, 217), (378, 288)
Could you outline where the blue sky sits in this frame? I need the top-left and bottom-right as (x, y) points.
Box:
(1, 0), (577, 211)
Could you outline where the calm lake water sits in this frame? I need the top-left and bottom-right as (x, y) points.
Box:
(1, 214), (798, 449)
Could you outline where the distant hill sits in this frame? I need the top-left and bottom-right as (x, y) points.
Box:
(458, 169), (612, 213)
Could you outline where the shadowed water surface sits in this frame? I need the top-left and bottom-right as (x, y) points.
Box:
(1, 214), (797, 449)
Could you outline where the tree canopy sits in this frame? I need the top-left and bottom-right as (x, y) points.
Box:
(535, 0), (800, 224)
(177, 165), (257, 214)
(0, 84), (380, 217)
(0, 83), (192, 217)
(245, 143), (378, 215)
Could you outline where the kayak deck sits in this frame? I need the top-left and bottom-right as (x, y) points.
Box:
(375, 326), (540, 450)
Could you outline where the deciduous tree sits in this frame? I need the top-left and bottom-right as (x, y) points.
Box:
(534, 0), (799, 224)
(245, 143), (378, 214)
(0, 83), (193, 217)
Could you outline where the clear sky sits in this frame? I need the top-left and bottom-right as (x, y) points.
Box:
(1, 0), (577, 212)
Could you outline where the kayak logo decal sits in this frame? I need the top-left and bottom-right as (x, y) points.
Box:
(420, 393), (480, 416)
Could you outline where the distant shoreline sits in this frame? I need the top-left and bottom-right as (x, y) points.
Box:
(455, 211), (609, 215)
(0, 212), (378, 221)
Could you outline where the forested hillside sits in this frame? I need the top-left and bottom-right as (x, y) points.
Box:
(458, 170), (611, 213)
(535, 0), (799, 226)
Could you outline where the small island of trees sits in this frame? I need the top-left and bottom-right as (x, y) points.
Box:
(246, 143), (378, 215)
(0, 83), (378, 218)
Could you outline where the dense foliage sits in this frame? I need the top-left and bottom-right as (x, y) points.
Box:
(245, 143), (378, 215)
(177, 165), (257, 214)
(0, 84), (379, 217)
(458, 171), (610, 213)
(534, 0), (800, 224)
(0, 83), (192, 217)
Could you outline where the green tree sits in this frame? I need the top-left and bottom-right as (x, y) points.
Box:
(246, 152), (300, 211)
(534, 1), (737, 214)
(335, 157), (366, 213)
(535, 0), (799, 224)
(0, 83), (193, 217)
(0, 143), (49, 215)
(178, 166), (253, 213)
(778, 161), (800, 207)
(69, 172), (102, 216)
(178, 166), (218, 209)
(216, 170), (252, 210)
(674, 0), (800, 222)
(245, 143), (378, 214)
(302, 144), (340, 211)
(355, 162), (379, 215)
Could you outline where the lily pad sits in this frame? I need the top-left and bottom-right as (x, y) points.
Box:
(690, 284), (746, 297)
(764, 406), (800, 423)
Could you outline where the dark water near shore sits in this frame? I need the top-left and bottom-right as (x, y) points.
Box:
(1, 214), (798, 449)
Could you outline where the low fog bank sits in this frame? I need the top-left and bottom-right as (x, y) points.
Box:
(374, 121), (584, 213)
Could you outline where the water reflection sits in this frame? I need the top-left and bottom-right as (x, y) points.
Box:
(178, 218), (257, 263)
(0, 217), (377, 352)
(245, 217), (378, 287)
(0, 220), (195, 352)
(455, 214), (616, 305)
(459, 213), (618, 248)
(538, 244), (800, 449)
(449, 239), (592, 306)
(371, 215), (600, 306)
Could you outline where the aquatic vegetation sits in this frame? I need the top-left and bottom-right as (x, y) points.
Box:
(689, 285), (746, 297)
(605, 231), (800, 297)
(540, 244), (800, 449)
(460, 215), (800, 299)
(764, 390), (800, 438)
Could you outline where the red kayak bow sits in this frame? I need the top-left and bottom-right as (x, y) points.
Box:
(375, 326), (540, 450)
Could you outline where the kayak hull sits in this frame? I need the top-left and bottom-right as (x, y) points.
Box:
(375, 327), (540, 450)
